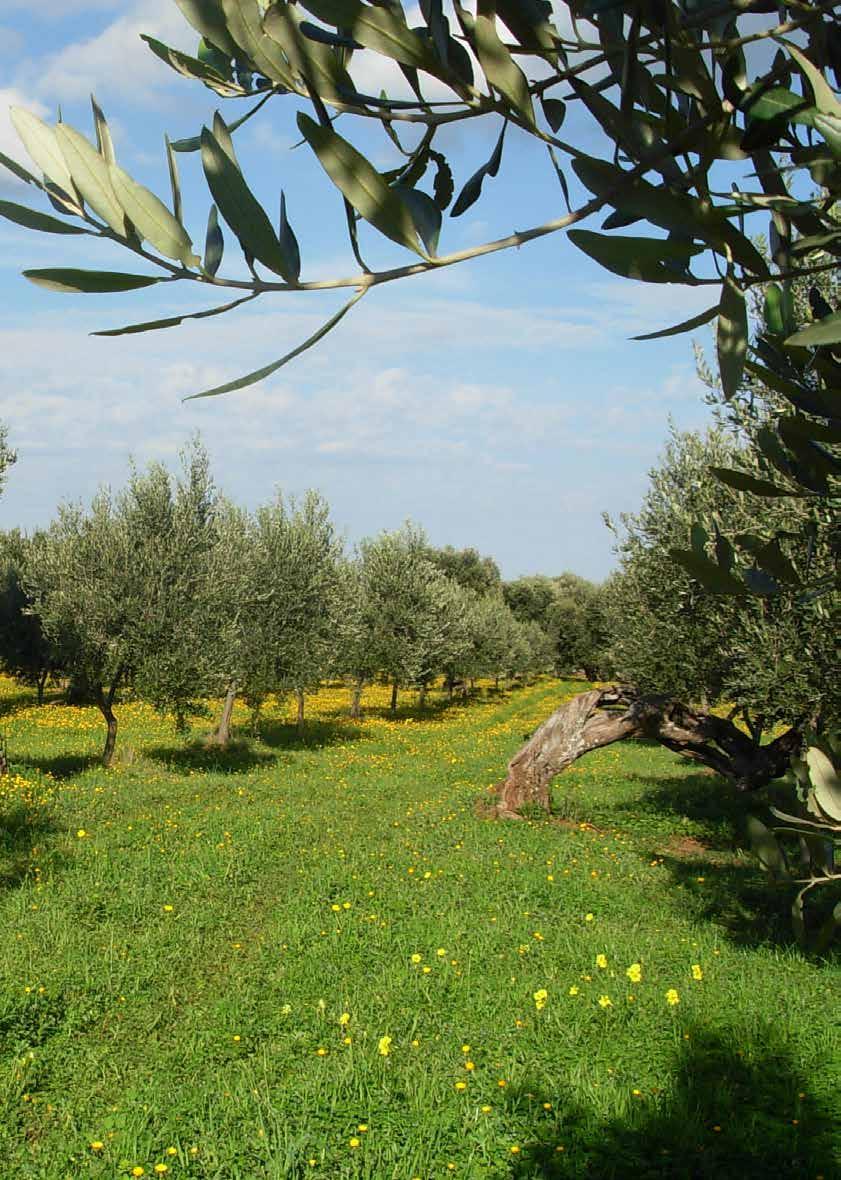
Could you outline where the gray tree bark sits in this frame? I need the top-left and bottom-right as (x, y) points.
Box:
(207, 683), (237, 746)
(494, 686), (802, 819)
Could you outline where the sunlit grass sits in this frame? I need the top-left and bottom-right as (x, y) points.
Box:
(0, 676), (837, 1179)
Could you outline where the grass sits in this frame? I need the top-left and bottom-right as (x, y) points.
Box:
(0, 675), (838, 1180)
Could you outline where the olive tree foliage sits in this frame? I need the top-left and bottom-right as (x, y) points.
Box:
(0, 424), (15, 498)
(503, 572), (609, 677)
(0, 530), (60, 703)
(424, 546), (502, 596)
(23, 495), (141, 766)
(203, 490), (342, 737)
(607, 422), (836, 728)
(123, 442), (220, 729)
(1, 0), (838, 412)
(21, 444), (221, 763)
(351, 523), (467, 711)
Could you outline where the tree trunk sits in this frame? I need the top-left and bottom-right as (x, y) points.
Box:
(207, 683), (237, 746)
(494, 686), (803, 819)
(418, 682), (427, 709)
(296, 688), (305, 730)
(36, 669), (48, 706)
(350, 678), (363, 719)
(447, 676), (455, 701)
(390, 680), (398, 713)
(95, 682), (119, 768)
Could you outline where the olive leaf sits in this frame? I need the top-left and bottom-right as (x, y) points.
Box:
(297, 113), (426, 257)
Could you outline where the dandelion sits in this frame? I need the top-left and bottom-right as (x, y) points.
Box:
(481, 1105), (492, 1113)
(357, 1124), (368, 1132)
(691, 964), (703, 981)
(90, 1142), (104, 1152)
(497, 1079), (507, 1088)
(626, 963), (642, 983)
(465, 1061), (475, 1071)
(154, 1167), (169, 1175)
(568, 986), (579, 996)
(422, 965), (432, 974)
(454, 1081), (467, 1091)
(316, 1047), (328, 1057)
(510, 1145), (521, 1154)
(596, 954), (608, 969)
(339, 1012), (350, 1026)
(410, 953), (422, 964)
(436, 948), (447, 957)
(331, 904), (341, 912)
(162, 905), (173, 912)
(378, 1035), (392, 1056)
(131, 1169), (145, 1178)
(349, 1137), (360, 1149)
(598, 995), (613, 1008)
(76, 829), (87, 838)
(165, 1148), (177, 1156)
(533, 988), (548, 1011)
(666, 989), (680, 1006)
(585, 913), (594, 922)
(461, 1043), (470, 1053)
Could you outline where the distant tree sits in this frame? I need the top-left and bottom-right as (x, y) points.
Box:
(24, 494), (140, 765)
(205, 491), (341, 738)
(0, 425), (14, 499)
(425, 546), (501, 597)
(126, 440), (220, 730)
(502, 576), (558, 630)
(0, 530), (59, 703)
(331, 558), (379, 719)
(413, 577), (474, 708)
(267, 491), (342, 727)
(463, 593), (521, 691)
(357, 523), (451, 713)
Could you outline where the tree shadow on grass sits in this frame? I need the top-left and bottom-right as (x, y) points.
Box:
(0, 689), (37, 719)
(611, 771), (752, 843)
(0, 805), (61, 889)
(145, 740), (277, 775)
(18, 752), (102, 781)
(256, 718), (364, 751)
(508, 1027), (837, 1179)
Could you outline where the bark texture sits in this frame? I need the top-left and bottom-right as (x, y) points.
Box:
(350, 678), (363, 720)
(494, 686), (802, 819)
(295, 689), (305, 730)
(95, 681), (119, 768)
(207, 683), (237, 747)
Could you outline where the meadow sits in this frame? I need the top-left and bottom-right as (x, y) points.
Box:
(0, 675), (837, 1180)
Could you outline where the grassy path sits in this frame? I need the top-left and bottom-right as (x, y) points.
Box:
(0, 677), (838, 1179)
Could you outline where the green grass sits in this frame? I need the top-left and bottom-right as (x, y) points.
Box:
(0, 677), (838, 1180)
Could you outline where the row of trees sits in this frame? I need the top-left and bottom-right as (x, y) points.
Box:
(0, 448), (556, 764)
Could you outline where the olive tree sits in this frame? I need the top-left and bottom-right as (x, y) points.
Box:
(23, 495), (141, 766)
(0, 530), (60, 703)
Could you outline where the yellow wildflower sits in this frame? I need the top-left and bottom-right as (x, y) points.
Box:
(666, 989), (680, 1006)
(626, 963), (642, 983)
(596, 954), (608, 969)
(691, 964), (703, 981)
(378, 1035), (392, 1056)
(598, 995), (612, 1008)
(533, 987), (548, 1011)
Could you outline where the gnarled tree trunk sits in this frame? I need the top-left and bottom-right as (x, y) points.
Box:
(494, 686), (802, 819)
(295, 688), (305, 730)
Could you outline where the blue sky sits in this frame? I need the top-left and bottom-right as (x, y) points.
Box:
(0, 0), (723, 580)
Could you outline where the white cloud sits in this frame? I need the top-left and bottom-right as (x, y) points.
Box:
(16, 0), (194, 106)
